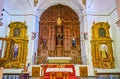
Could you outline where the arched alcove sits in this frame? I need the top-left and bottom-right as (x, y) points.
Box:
(37, 4), (82, 64)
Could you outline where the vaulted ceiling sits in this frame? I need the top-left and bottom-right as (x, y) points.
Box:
(4, 0), (116, 14)
(86, 0), (116, 14)
(4, 0), (34, 10)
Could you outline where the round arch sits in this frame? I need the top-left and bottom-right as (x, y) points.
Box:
(36, 0), (87, 64)
(36, 0), (85, 20)
(37, 4), (83, 64)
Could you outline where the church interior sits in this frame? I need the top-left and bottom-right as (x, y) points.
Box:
(0, 0), (120, 79)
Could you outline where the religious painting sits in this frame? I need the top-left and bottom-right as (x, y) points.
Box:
(13, 28), (20, 37)
(99, 28), (106, 37)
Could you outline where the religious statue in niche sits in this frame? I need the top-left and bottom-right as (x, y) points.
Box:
(13, 28), (20, 37)
(13, 44), (19, 58)
(42, 36), (47, 48)
(99, 28), (106, 37)
(72, 38), (76, 47)
(100, 44), (108, 59)
(56, 17), (63, 46)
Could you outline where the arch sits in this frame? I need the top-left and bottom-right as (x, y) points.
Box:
(36, 1), (86, 64)
(38, 4), (81, 58)
(36, 0), (85, 20)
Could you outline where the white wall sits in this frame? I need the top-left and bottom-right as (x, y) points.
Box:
(0, 8), (10, 37)
(109, 9), (120, 68)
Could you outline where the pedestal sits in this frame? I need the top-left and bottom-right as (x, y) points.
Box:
(56, 45), (63, 57)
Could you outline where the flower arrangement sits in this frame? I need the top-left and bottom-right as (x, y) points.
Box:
(32, 32), (37, 40)
(81, 32), (88, 40)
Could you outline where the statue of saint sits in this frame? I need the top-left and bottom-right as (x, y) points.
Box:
(72, 38), (76, 46)
(43, 38), (47, 48)
(100, 44), (108, 59)
(13, 44), (19, 58)
(57, 17), (62, 26)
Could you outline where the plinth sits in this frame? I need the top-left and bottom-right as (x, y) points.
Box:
(56, 45), (63, 57)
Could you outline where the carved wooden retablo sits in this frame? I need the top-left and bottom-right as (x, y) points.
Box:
(37, 4), (82, 64)
(91, 22), (114, 69)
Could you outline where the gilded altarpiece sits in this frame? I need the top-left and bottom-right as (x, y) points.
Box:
(5, 22), (28, 68)
(37, 4), (82, 64)
(91, 22), (114, 69)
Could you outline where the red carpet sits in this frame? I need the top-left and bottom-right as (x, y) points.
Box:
(43, 64), (80, 79)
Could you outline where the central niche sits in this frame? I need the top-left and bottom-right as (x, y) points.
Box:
(38, 4), (81, 59)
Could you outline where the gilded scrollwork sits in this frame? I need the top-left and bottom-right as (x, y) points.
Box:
(91, 22), (114, 69)
(5, 22), (28, 68)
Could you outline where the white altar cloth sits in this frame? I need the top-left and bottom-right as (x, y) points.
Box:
(46, 68), (73, 72)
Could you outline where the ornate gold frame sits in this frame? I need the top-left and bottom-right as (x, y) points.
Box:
(5, 22), (28, 68)
(91, 22), (114, 69)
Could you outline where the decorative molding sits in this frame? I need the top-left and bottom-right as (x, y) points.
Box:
(3, 9), (36, 16)
(85, 8), (117, 16)
(87, 0), (94, 8)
